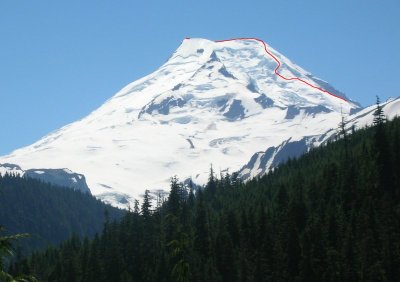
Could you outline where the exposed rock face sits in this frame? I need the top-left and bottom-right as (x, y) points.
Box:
(25, 168), (91, 194)
(0, 164), (90, 194)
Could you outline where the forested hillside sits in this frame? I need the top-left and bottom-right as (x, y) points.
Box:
(11, 116), (400, 281)
(0, 175), (125, 255)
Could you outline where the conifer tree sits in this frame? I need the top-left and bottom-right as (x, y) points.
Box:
(373, 96), (393, 194)
(0, 226), (36, 282)
(141, 190), (152, 218)
(168, 176), (182, 217)
(193, 189), (211, 264)
(338, 107), (347, 139)
(206, 165), (217, 196)
(373, 96), (386, 126)
(133, 200), (140, 214)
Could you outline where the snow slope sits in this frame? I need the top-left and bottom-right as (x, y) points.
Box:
(238, 98), (400, 180)
(0, 38), (360, 207)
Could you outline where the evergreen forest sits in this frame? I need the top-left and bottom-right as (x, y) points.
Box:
(7, 115), (400, 281)
(0, 175), (125, 256)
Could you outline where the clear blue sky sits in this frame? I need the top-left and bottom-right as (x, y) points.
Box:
(0, 0), (399, 155)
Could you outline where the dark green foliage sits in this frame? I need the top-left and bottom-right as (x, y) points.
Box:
(373, 96), (386, 126)
(0, 175), (125, 255)
(11, 117), (400, 281)
(0, 226), (37, 281)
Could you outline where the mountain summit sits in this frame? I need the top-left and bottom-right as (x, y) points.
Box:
(1, 38), (361, 206)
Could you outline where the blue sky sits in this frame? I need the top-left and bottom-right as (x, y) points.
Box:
(0, 0), (399, 155)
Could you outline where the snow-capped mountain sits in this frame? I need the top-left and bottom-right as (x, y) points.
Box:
(0, 38), (361, 207)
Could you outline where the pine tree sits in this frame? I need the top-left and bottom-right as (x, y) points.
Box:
(0, 226), (36, 282)
(141, 189), (152, 218)
(206, 165), (217, 196)
(373, 96), (386, 126)
(338, 107), (347, 139)
(168, 176), (182, 217)
(372, 96), (393, 194)
(167, 231), (191, 282)
(133, 199), (140, 214)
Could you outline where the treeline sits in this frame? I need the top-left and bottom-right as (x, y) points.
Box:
(11, 116), (400, 281)
(0, 175), (125, 256)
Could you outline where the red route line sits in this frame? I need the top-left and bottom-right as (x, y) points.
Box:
(187, 37), (347, 103)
